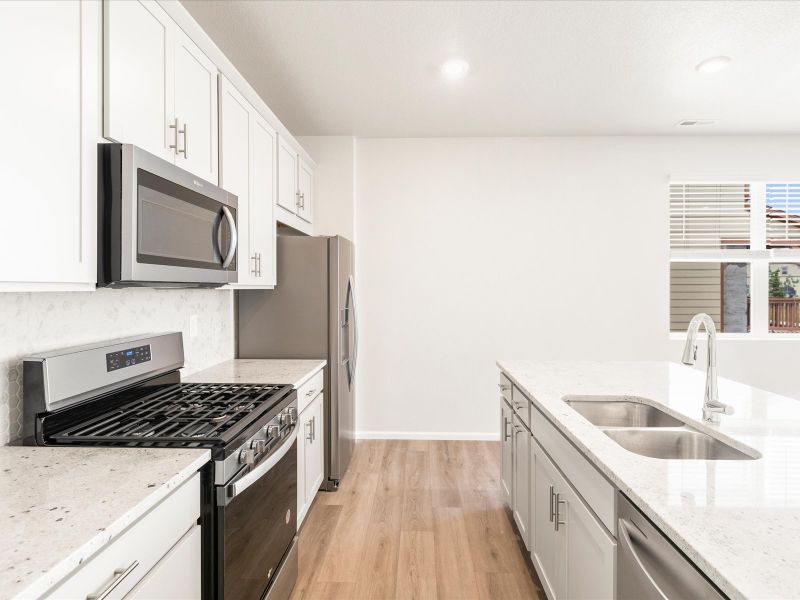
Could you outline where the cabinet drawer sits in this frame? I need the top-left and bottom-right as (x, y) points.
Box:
(511, 386), (531, 430)
(125, 524), (201, 599)
(47, 472), (200, 599)
(297, 368), (324, 414)
(498, 373), (513, 404)
(532, 405), (615, 532)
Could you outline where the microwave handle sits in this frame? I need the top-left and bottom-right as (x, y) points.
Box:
(221, 206), (238, 269)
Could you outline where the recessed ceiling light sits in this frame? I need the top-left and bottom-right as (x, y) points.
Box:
(440, 58), (470, 80)
(695, 56), (732, 74)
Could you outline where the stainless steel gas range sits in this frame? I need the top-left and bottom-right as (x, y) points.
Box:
(22, 332), (298, 600)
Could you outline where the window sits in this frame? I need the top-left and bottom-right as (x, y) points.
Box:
(670, 181), (800, 336)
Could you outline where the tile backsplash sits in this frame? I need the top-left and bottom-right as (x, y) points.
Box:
(0, 288), (235, 444)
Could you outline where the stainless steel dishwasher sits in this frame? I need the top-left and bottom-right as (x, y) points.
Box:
(617, 493), (728, 600)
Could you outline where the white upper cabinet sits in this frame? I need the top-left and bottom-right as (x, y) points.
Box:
(251, 115), (278, 286)
(0, 0), (98, 291)
(298, 156), (314, 224)
(173, 27), (218, 183)
(219, 76), (276, 288)
(277, 135), (299, 212)
(104, 0), (218, 184)
(104, 0), (172, 162)
(277, 134), (314, 234)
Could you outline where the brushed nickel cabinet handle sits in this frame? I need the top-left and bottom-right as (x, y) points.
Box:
(86, 560), (139, 600)
(169, 118), (179, 154)
(502, 417), (511, 441)
(549, 485), (555, 522)
(181, 121), (188, 158)
(554, 493), (566, 531)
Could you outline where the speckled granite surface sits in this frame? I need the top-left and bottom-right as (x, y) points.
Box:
(184, 359), (326, 387)
(0, 446), (209, 599)
(497, 360), (800, 600)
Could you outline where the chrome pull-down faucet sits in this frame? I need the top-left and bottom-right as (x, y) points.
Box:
(681, 313), (734, 423)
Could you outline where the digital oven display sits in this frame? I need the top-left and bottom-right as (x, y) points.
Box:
(106, 345), (152, 372)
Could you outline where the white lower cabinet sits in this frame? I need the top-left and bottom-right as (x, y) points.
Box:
(511, 414), (531, 548)
(126, 525), (201, 599)
(499, 370), (616, 600)
(46, 472), (201, 599)
(531, 440), (615, 600)
(500, 399), (514, 507)
(297, 391), (325, 527)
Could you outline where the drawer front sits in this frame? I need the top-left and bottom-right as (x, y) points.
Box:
(511, 386), (531, 430)
(297, 368), (324, 414)
(125, 524), (201, 599)
(498, 373), (513, 405)
(532, 405), (615, 532)
(47, 472), (200, 599)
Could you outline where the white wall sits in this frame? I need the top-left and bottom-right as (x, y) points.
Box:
(297, 136), (356, 241)
(0, 288), (234, 444)
(354, 136), (800, 439)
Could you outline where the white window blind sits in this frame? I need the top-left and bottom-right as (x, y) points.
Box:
(670, 183), (751, 250)
(766, 183), (800, 248)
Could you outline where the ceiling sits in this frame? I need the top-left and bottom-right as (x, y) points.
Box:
(181, 0), (800, 137)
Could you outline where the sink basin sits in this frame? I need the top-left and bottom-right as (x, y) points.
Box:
(602, 428), (757, 460)
(564, 397), (685, 428)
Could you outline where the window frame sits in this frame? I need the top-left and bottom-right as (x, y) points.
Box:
(669, 179), (800, 339)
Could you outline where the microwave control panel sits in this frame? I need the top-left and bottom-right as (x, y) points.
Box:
(106, 344), (152, 372)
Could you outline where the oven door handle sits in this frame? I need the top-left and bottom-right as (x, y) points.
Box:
(228, 426), (297, 500)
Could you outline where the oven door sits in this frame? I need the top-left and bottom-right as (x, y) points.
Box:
(100, 144), (238, 287)
(217, 427), (298, 600)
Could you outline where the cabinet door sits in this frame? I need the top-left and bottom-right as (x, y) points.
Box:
(305, 394), (325, 503)
(251, 115), (277, 286)
(277, 135), (298, 213)
(104, 0), (173, 161)
(563, 481), (616, 600)
(173, 28), (218, 183)
(126, 525), (201, 599)
(296, 409), (310, 527)
(511, 415), (530, 548)
(297, 156), (314, 223)
(532, 442), (566, 600)
(0, 0), (96, 287)
(500, 400), (513, 508)
(219, 77), (254, 283)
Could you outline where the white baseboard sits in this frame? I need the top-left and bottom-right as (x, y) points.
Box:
(355, 430), (500, 441)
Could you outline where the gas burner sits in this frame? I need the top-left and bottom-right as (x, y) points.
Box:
(46, 382), (290, 446)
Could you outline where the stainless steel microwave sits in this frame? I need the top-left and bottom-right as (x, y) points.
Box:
(97, 143), (238, 288)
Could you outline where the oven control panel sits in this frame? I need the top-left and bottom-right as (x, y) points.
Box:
(106, 344), (152, 372)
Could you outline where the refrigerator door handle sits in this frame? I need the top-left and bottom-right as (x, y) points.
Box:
(349, 276), (358, 381)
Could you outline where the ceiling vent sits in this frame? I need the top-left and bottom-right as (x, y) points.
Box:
(676, 119), (718, 127)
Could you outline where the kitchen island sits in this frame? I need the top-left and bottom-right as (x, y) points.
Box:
(497, 360), (800, 600)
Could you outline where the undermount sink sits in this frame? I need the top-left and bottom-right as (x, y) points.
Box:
(564, 397), (685, 428)
(563, 395), (759, 461)
(602, 428), (757, 461)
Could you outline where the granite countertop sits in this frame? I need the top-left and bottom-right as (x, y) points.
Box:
(0, 447), (209, 599)
(185, 358), (326, 387)
(497, 360), (800, 600)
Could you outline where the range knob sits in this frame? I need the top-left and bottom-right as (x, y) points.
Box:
(267, 425), (281, 438)
(278, 411), (288, 425)
(251, 439), (267, 454)
(239, 448), (256, 466)
(287, 407), (297, 424)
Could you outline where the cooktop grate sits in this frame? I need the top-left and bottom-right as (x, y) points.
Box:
(47, 383), (289, 446)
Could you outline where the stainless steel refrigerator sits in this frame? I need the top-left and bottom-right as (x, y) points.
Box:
(237, 235), (356, 491)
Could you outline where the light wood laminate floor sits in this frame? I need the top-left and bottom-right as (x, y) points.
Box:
(289, 440), (543, 600)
